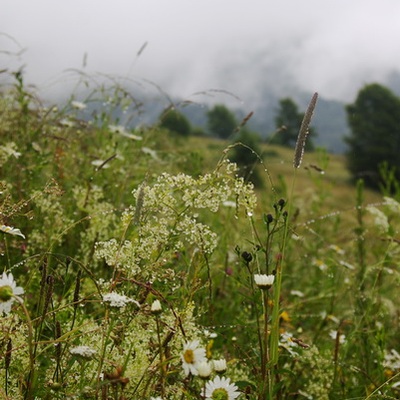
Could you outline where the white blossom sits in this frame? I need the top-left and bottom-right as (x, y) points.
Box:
(0, 225), (25, 239)
(103, 292), (139, 308)
(0, 272), (24, 314)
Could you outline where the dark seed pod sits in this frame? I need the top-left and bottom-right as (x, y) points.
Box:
(241, 251), (253, 263)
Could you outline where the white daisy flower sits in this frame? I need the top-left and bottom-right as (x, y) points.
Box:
(197, 360), (212, 379)
(290, 290), (305, 297)
(329, 330), (346, 344)
(91, 159), (110, 169)
(279, 332), (299, 356)
(204, 376), (240, 399)
(109, 124), (142, 140)
(383, 349), (400, 370)
(0, 272), (24, 315)
(142, 147), (160, 160)
(213, 358), (227, 374)
(0, 225), (25, 239)
(151, 299), (162, 314)
(254, 274), (275, 289)
(69, 345), (96, 359)
(71, 100), (87, 110)
(102, 292), (139, 308)
(59, 118), (74, 128)
(181, 340), (207, 376)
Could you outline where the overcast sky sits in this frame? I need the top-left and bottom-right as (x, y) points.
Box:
(2, 0), (400, 105)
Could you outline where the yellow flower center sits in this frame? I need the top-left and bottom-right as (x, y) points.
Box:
(183, 349), (195, 364)
(0, 285), (13, 302)
(211, 388), (229, 400)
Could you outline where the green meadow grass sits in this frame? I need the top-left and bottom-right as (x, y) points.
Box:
(0, 76), (399, 400)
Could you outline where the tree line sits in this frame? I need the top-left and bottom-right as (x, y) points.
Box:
(159, 83), (400, 191)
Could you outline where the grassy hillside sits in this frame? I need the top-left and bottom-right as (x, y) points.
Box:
(0, 77), (399, 400)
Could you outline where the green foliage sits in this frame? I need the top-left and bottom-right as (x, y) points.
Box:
(207, 104), (237, 139)
(159, 107), (191, 136)
(272, 97), (316, 150)
(1, 72), (400, 399)
(230, 129), (263, 186)
(346, 83), (400, 189)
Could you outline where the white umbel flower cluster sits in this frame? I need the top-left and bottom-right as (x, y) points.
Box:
(102, 292), (139, 308)
(69, 345), (96, 359)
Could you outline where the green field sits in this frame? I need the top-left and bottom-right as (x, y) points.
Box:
(0, 77), (399, 400)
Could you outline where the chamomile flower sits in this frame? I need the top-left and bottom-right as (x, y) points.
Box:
(151, 299), (162, 314)
(197, 360), (212, 379)
(329, 330), (346, 344)
(213, 358), (227, 374)
(0, 272), (24, 315)
(71, 100), (87, 110)
(0, 225), (25, 239)
(181, 340), (207, 376)
(254, 274), (275, 289)
(204, 376), (240, 399)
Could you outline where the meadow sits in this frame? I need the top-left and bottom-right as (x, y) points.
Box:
(0, 72), (399, 400)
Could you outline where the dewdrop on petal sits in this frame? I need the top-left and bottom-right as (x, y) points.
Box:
(254, 274), (275, 290)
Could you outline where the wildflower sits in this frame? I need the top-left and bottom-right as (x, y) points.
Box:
(150, 397), (163, 400)
(383, 197), (400, 213)
(313, 258), (328, 271)
(142, 147), (160, 160)
(181, 340), (207, 376)
(366, 205), (389, 233)
(109, 124), (142, 140)
(71, 100), (87, 110)
(0, 272), (24, 314)
(151, 299), (162, 314)
(70, 345), (96, 360)
(1, 142), (21, 159)
(254, 274), (275, 290)
(329, 330), (346, 344)
(0, 225), (25, 239)
(222, 200), (236, 208)
(290, 290), (305, 297)
(91, 159), (110, 169)
(384, 349), (400, 370)
(197, 360), (212, 379)
(204, 376), (240, 399)
(279, 332), (299, 356)
(213, 358), (227, 374)
(328, 244), (345, 255)
(102, 292), (139, 308)
(339, 260), (355, 270)
(59, 118), (74, 128)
